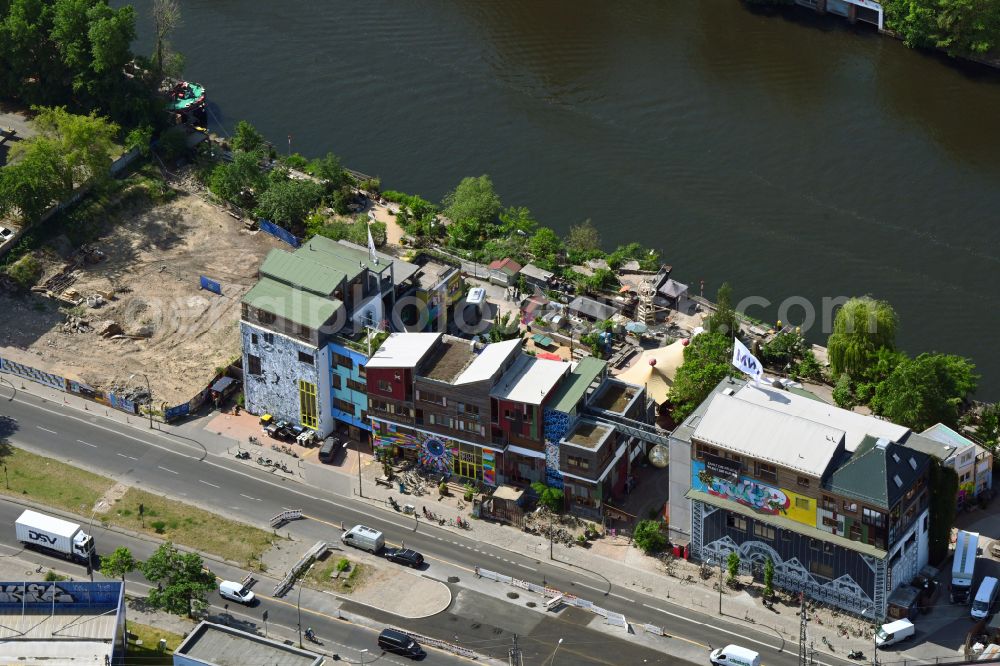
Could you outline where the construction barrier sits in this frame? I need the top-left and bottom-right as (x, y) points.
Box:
(164, 403), (191, 422)
(259, 219), (300, 248)
(273, 541), (327, 598)
(270, 510), (303, 528)
(0, 356), (67, 392)
(389, 627), (479, 660)
(643, 624), (664, 636)
(199, 275), (222, 295)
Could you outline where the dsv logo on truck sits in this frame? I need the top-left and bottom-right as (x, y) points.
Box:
(28, 531), (57, 545)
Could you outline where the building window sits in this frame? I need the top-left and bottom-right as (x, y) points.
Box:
(567, 455), (590, 470)
(782, 530), (792, 541)
(332, 374), (342, 390)
(298, 380), (318, 430)
(263, 332), (274, 344)
(377, 379), (391, 392)
(335, 398), (354, 414)
(809, 539), (820, 551)
(922, 515), (929, 533)
(333, 353), (353, 370)
(695, 443), (719, 461)
(298, 351), (314, 365)
(850, 523), (862, 541)
(754, 462), (777, 484)
(862, 507), (885, 528)
(821, 496), (837, 512)
(457, 402), (480, 417)
(299, 324), (311, 338)
(251, 333), (258, 345)
(418, 390), (446, 406)
(256, 309), (276, 325)
(809, 561), (834, 579)
(822, 516), (839, 529)
(797, 476), (810, 488)
(753, 523), (775, 540)
(795, 497), (810, 511)
(453, 443), (484, 482)
(347, 379), (366, 393)
(247, 354), (262, 376)
(842, 501), (858, 513)
(726, 515), (747, 531)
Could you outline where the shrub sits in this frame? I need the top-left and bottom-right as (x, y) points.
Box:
(530, 482), (565, 513)
(438, 482), (449, 496)
(764, 557), (774, 598)
(832, 373), (855, 409)
(151, 520), (167, 534)
(727, 551), (741, 584)
(336, 558), (350, 572)
(5, 254), (42, 289)
(463, 483), (475, 502)
(632, 520), (667, 554)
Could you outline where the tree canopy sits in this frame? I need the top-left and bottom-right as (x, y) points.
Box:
(565, 219), (602, 258)
(704, 282), (738, 337)
(254, 176), (324, 230)
(872, 352), (978, 430)
(139, 542), (215, 617)
(231, 120), (265, 154)
(442, 174), (501, 248)
(669, 332), (734, 422)
(884, 0), (1000, 57)
(528, 227), (563, 270)
(827, 296), (898, 377)
(100, 546), (136, 582)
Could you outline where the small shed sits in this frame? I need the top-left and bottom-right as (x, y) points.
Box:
(480, 485), (526, 526)
(886, 584), (921, 620)
(520, 263), (554, 291)
(568, 295), (618, 323)
(488, 257), (522, 287)
(658, 278), (689, 308)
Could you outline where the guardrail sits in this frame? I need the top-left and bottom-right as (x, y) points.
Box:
(270, 510), (303, 528)
(273, 541), (327, 598)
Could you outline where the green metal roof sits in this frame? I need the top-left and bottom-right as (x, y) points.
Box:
(826, 436), (929, 509)
(260, 249), (346, 296)
(242, 277), (341, 330)
(550, 357), (607, 414)
(687, 489), (887, 559)
(295, 235), (381, 282)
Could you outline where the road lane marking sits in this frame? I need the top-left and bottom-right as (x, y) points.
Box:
(116, 453), (138, 460)
(240, 493), (262, 501)
(610, 592), (635, 603)
(517, 563), (537, 571)
(36, 426), (57, 434)
(77, 440), (97, 448)
(199, 480), (220, 488)
(158, 466), (179, 475)
(573, 580), (605, 594)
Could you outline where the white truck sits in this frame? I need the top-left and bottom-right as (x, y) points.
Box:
(951, 530), (980, 604)
(15, 510), (95, 564)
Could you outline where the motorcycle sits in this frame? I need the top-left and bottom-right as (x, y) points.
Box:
(847, 651), (865, 660)
(234, 451), (250, 460)
(388, 497), (400, 511)
(256, 456), (273, 466)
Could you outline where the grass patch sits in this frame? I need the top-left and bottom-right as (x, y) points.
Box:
(0, 448), (112, 513)
(125, 622), (185, 666)
(105, 488), (276, 569)
(303, 557), (369, 595)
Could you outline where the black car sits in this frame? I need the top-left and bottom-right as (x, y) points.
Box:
(384, 547), (424, 568)
(378, 628), (425, 658)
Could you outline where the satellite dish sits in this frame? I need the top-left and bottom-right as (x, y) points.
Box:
(648, 444), (669, 468)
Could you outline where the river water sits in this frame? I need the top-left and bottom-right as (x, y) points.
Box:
(123, 0), (1000, 399)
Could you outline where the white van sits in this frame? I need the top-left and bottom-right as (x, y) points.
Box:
(341, 525), (385, 553)
(972, 577), (1000, 619)
(875, 618), (915, 647)
(709, 645), (760, 666)
(218, 580), (255, 604)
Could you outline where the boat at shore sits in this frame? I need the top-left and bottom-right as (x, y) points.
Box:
(165, 80), (207, 124)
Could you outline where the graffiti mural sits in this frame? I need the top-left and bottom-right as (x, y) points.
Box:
(419, 437), (454, 472)
(543, 408), (570, 489)
(370, 419), (498, 486)
(483, 449), (496, 486)
(692, 461), (790, 515)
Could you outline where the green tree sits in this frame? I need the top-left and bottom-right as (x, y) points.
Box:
(704, 282), (738, 337)
(18, 106), (119, 190)
(927, 459), (959, 564)
(308, 152), (348, 191)
(254, 177), (324, 230)
(208, 151), (266, 210)
(528, 227), (563, 269)
(530, 482), (565, 513)
(977, 403), (1000, 451)
(669, 333), (734, 422)
(727, 551), (741, 585)
(832, 373), (856, 409)
(442, 175), (501, 248)
(498, 206), (538, 237)
(584, 268), (618, 293)
(487, 312), (522, 343)
(231, 120), (265, 154)
(632, 520), (667, 554)
(608, 242), (660, 271)
(100, 546), (136, 583)
(565, 219), (602, 258)
(0, 139), (68, 222)
(854, 347), (908, 404)
(885, 0), (1000, 57)
(763, 557), (774, 598)
(872, 352), (979, 430)
(125, 124), (153, 157)
(139, 542), (215, 618)
(827, 297), (898, 377)
(151, 0), (183, 79)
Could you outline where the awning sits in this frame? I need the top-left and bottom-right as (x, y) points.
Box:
(506, 444), (546, 459)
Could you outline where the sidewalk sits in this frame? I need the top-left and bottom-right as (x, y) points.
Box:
(1, 376), (965, 662)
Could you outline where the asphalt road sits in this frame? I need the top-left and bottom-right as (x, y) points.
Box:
(0, 386), (852, 666)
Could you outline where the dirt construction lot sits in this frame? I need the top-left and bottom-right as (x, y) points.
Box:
(0, 189), (282, 405)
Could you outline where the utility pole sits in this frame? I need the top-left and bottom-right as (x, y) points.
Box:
(798, 592), (808, 666)
(716, 556), (723, 615)
(508, 633), (523, 666)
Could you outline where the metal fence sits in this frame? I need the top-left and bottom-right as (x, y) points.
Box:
(389, 626), (479, 660)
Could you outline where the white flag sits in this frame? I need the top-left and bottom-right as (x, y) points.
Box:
(367, 223), (378, 265)
(732, 337), (763, 382)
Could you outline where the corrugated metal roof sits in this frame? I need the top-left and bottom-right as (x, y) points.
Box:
(491, 356), (569, 405)
(520, 263), (554, 281)
(242, 278), (341, 330)
(338, 240), (420, 285)
(260, 249), (345, 296)
(293, 235), (368, 281)
(827, 436), (929, 508)
(454, 338), (522, 385)
(549, 357), (607, 414)
(366, 332), (441, 368)
(568, 296), (617, 321)
(693, 394), (844, 477)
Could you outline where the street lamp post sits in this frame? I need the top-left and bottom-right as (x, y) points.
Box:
(360, 648), (368, 666)
(296, 585), (303, 648)
(547, 638), (564, 666)
(714, 556), (723, 615)
(864, 607), (879, 666)
(356, 439), (364, 498)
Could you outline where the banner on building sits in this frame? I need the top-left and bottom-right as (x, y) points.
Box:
(704, 453), (741, 482)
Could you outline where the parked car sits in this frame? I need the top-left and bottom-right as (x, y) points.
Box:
(341, 525), (384, 553)
(875, 618), (915, 647)
(710, 645), (760, 666)
(319, 436), (344, 464)
(384, 547), (424, 568)
(377, 628), (425, 659)
(0, 226), (13, 242)
(972, 577), (1000, 620)
(218, 580), (255, 605)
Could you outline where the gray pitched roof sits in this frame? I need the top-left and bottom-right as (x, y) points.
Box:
(826, 436), (930, 509)
(568, 296), (617, 321)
